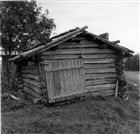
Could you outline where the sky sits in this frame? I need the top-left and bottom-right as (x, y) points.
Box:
(38, 1), (139, 53)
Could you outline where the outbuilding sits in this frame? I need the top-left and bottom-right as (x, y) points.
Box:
(9, 26), (134, 103)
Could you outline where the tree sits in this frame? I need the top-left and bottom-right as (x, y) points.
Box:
(1, 0), (56, 56)
(0, 0), (56, 87)
(125, 53), (140, 71)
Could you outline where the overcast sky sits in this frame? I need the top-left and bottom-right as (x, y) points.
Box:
(40, 2), (138, 53)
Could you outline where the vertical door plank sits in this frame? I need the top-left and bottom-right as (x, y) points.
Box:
(80, 59), (86, 93)
(53, 61), (61, 99)
(45, 63), (55, 103)
(65, 60), (70, 97)
(59, 61), (65, 100)
(62, 60), (67, 96)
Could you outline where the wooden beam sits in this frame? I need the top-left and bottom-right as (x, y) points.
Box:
(84, 68), (116, 74)
(111, 40), (120, 44)
(23, 86), (41, 98)
(115, 80), (118, 98)
(22, 74), (41, 81)
(86, 79), (116, 86)
(99, 44), (108, 49)
(9, 26), (88, 62)
(42, 48), (116, 55)
(86, 83), (116, 92)
(84, 63), (116, 69)
(21, 69), (40, 74)
(85, 73), (118, 80)
(22, 78), (41, 88)
(23, 82), (42, 94)
(41, 54), (117, 60)
(59, 42), (99, 49)
(22, 66), (39, 69)
(84, 58), (116, 64)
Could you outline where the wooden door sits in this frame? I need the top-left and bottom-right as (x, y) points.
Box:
(41, 59), (86, 103)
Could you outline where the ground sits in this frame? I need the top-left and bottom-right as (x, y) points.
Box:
(1, 71), (140, 134)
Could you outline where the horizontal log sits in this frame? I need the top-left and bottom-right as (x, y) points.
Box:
(22, 74), (41, 81)
(23, 86), (41, 98)
(84, 68), (116, 74)
(86, 79), (116, 86)
(84, 58), (116, 64)
(59, 42), (99, 49)
(86, 83), (116, 92)
(17, 84), (23, 89)
(99, 44), (108, 49)
(21, 69), (40, 74)
(22, 66), (39, 70)
(17, 80), (23, 84)
(91, 89), (114, 96)
(22, 78), (41, 88)
(42, 48), (116, 55)
(23, 82), (42, 94)
(41, 54), (117, 60)
(86, 73), (118, 80)
(84, 63), (116, 69)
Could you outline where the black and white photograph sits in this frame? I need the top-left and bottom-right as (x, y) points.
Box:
(0, 0), (139, 134)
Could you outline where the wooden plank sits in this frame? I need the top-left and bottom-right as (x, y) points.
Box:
(80, 59), (86, 93)
(22, 78), (41, 88)
(44, 62), (55, 103)
(22, 69), (40, 74)
(86, 79), (116, 86)
(74, 59), (81, 96)
(86, 83), (116, 92)
(85, 73), (118, 80)
(64, 60), (70, 97)
(10, 26), (88, 62)
(22, 66), (38, 69)
(84, 68), (116, 74)
(84, 58), (116, 64)
(77, 59), (83, 94)
(115, 80), (119, 98)
(42, 48), (116, 55)
(23, 86), (41, 98)
(17, 84), (23, 89)
(67, 60), (74, 96)
(59, 42), (99, 49)
(53, 61), (61, 98)
(91, 89), (114, 96)
(59, 61), (65, 100)
(23, 81), (42, 94)
(39, 63), (48, 100)
(22, 74), (41, 81)
(84, 63), (115, 69)
(71, 60), (77, 96)
(41, 54), (117, 60)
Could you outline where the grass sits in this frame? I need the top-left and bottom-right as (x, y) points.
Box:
(125, 71), (139, 85)
(1, 71), (140, 134)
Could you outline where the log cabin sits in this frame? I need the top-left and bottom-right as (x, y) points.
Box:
(9, 26), (134, 103)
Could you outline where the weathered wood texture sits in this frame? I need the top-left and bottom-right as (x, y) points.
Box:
(41, 59), (86, 103)
(19, 65), (43, 99)
(42, 48), (116, 55)
(40, 38), (119, 102)
(87, 83), (116, 92)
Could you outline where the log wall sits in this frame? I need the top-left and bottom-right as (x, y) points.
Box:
(19, 64), (43, 100)
(41, 37), (119, 97)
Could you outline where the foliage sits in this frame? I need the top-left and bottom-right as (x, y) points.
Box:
(125, 53), (140, 71)
(1, 0), (56, 55)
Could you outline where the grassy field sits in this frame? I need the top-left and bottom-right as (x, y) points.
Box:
(125, 71), (139, 85)
(1, 71), (140, 134)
